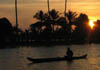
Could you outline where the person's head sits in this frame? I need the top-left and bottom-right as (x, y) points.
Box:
(67, 47), (70, 50)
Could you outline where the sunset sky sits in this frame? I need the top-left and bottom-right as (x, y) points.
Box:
(0, 0), (100, 30)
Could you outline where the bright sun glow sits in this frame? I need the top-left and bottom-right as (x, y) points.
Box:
(89, 20), (95, 29)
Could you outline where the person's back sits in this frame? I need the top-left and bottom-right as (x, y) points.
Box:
(66, 48), (73, 58)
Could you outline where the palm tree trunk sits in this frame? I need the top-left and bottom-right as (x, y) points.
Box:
(15, 0), (19, 42)
(47, 0), (50, 16)
(64, 0), (67, 17)
(15, 0), (18, 29)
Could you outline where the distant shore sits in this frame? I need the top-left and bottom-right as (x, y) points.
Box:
(0, 40), (99, 49)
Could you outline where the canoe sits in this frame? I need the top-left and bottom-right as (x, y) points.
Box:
(27, 54), (87, 63)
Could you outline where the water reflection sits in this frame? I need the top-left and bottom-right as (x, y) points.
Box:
(0, 45), (100, 70)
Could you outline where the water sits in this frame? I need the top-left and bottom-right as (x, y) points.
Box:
(0, 44), (100, 70)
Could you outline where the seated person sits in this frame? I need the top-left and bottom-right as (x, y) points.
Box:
(66, 48), (73, 58)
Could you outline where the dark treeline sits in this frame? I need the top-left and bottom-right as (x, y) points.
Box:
(0, 9), (100, 46)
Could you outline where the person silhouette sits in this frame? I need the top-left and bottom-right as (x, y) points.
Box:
(66, 48), (73, 58)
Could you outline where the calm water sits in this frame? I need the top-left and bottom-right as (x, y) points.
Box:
(0, 44), (100, 70)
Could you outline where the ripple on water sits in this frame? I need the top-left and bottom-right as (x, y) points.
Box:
(0, 45), (100, 70)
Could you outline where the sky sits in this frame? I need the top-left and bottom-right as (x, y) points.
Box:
(0, 0), (100, 30)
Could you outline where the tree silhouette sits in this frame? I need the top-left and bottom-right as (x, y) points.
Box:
(31, 10), (98, 44)
(90, 20), (100, 43)
(66, 10), (77, 25)
(57, 17), (67, 30)
(47, 0), (50, 16)
(64, 0), (67, 17)
(15, 0), (18, 30)
(71, 13), (89, 43)
(33, 10), (46, 33)
(49, 9), (60, 31)
(0, 18), (13, 44)
(34, 10), (45, 22)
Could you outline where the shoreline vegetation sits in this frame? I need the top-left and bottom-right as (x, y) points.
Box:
(1, 9), (100, 48)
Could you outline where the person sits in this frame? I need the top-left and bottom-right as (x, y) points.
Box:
(66, 48), (73, 58)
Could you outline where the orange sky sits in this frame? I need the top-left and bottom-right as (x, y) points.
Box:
(0, 0), (100, 30)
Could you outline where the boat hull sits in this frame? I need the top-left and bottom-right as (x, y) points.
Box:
(27, 54), (87, 63)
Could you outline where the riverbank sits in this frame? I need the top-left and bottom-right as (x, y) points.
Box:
(0, 40), (98, 49)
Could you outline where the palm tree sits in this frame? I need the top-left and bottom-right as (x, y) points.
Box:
(33, 10), (45, 33)
(15, 0), (19, 42)
(71, 13), (89, 43)
(66, 10), (77, 25)
(34, 10), (45, 22)
(64, 0), (67, 17)
(49, 9), (60, 31)
(49, 9), (59, 20)
(15, 0), (18, 29)
(47, 0), (50, 16)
